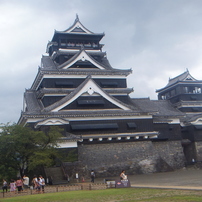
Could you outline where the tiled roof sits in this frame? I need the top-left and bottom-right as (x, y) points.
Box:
(22, 110), (144, 117)
(36, 88), (72, 98)
(61, 15), (94, 34)
(30, 68), (132, 91)
(151, 100), (185, 117)
(42, 47), (125, 72)
(36, 88), (134, 98)
(51, 49), (106, 60)
(41, 68), (132, 75)
(22, 79), (150, 121)
(43, 76), (136, 112)
(168, 71), (190, 86)
(156, 70), (202, 92)
(131, 98), (185, 117)
(24, 90), (43, 112)
(51, 15), (104, 41)
(41, 55), (57, 69)
(58, 49), (112, 70)
(182, 113), (202, 124)
(131, 98), (158, 114)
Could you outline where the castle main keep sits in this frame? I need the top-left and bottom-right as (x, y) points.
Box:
(18, 16), (202, 179)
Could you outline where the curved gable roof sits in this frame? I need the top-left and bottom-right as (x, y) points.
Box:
(156, 70), (199, 93)
(44, 76), (133, 112)
(63, 14), (94, 34)
(58, 49), (111, 70)
(168, 70), (196, 84)
(52, 15), (104, 41)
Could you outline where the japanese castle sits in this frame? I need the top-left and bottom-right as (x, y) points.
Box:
(18, 15), (202, 180)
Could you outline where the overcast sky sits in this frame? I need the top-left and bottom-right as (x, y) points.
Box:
(1, 0), (202, 124)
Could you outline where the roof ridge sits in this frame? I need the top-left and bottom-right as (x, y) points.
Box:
(169, 70), (189, 82)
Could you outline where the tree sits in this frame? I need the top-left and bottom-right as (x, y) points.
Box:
(0, 123), (62, 179)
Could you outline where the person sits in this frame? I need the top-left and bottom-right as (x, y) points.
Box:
(2, 179), (8, 193)
(90, 170), (95, 183)
(32, 175), (40, 193)
(39, 175), (45, 193)
(47, 176), (53, 185)
(67, 174), (70, 183)
(23, 175), (29, 189)
(32, 175), (37, 189)
(120, 170), (127, 180)
(10, 179), (16, 193)
(75, 173), (79, 182)
(16, 177), (23, 193)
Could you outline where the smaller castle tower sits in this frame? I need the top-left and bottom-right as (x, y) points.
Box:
(157, 70), (202, 164)
(156, 70), (202, 114)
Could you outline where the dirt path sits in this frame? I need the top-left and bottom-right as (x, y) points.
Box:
(94, 167), (202, 190)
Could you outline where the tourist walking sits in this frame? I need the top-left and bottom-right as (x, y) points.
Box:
(32, 175), (40, 193)
(90, 170), (95, 183)
(2, 179), (8, 193)
(23, 175), (29, 189)
(39, 175), (45, 193)
(16, 177), (23, 193)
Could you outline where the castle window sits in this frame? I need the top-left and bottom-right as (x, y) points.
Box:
(71, 123), (118, 131)
(176, 86), (181, 94)
(190, 96), (197, 100)
(127, 122), (137, 129)
(192, 107), (199, 112)
(60, 39), (66, 46)
(92, 42), (98, 48)
(188, 86), (195, 93)
(55, 81), (73, 88)
(101, 82), (118, 88)
(171, 89), (176, 97)
(194, 125), (202, 130)
(160, 94), (166, 100)
(169, 125), (173, 131)
(195, 87), (201, 93)
(184, 87), (188, 93)
(165, 92), (170, 99)
(84, 42), (91, 47)
(183, 86), (197, 94)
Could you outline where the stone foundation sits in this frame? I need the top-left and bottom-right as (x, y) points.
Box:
(78, 140), (185, 177)
(194, 141), (202, 161)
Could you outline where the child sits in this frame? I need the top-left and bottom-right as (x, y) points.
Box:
(10, 179), (16, 193)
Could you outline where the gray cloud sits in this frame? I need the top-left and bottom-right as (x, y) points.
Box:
(1, 0), (202, 123)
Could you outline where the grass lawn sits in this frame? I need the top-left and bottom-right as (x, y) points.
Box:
(0, 188), (202, 202)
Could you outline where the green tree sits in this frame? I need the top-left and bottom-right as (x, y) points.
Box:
(0, 123), (62, 179)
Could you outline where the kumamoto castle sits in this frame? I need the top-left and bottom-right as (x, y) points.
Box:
(18, 16), (202, 182)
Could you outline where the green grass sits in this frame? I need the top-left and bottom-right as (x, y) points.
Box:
(0, 188), (202, 202)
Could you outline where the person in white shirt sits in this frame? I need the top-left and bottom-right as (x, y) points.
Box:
(39, 175), (45, 193)
(23, 175), (29, 189)
(120, 170), (127, 180)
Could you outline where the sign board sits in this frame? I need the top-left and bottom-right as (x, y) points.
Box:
(115, 179), (131, 188)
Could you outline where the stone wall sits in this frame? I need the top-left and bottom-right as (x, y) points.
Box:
(194, 141), (202, 161)
(78, 140), (185, 178)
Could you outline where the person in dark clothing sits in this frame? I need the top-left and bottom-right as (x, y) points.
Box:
(2, 179), (8, 193)
(90, 170), (95, 183)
